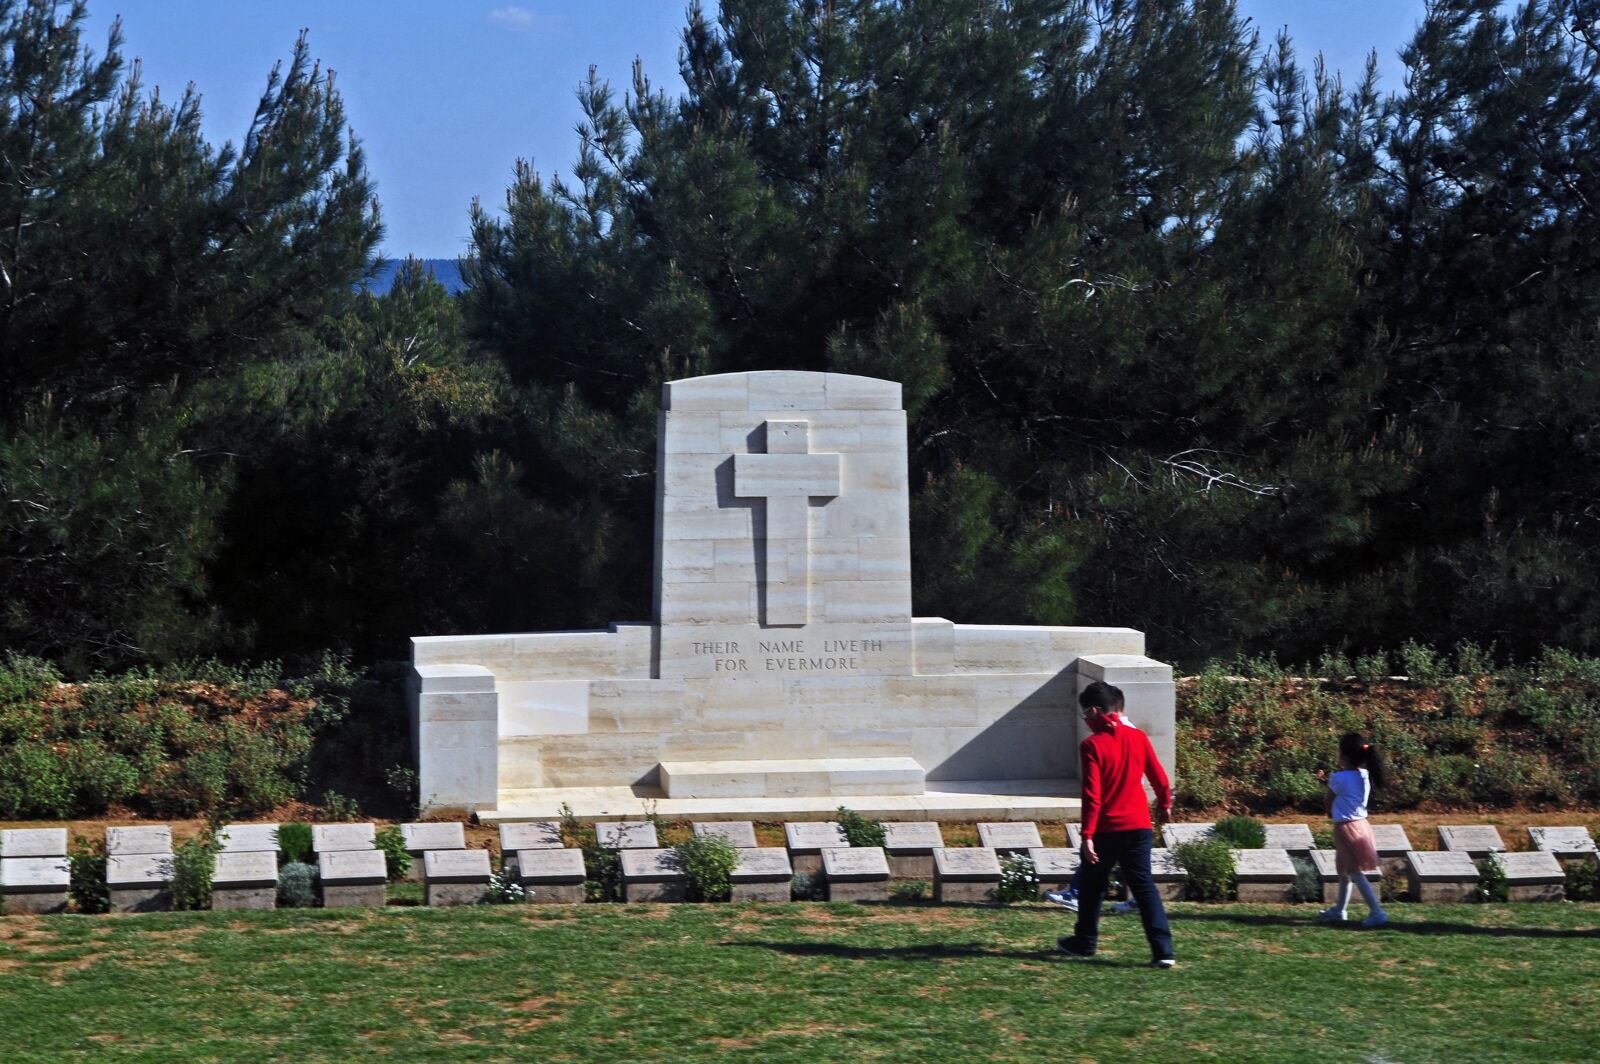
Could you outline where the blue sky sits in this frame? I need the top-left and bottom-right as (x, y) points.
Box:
(82, 2), (1433, 258)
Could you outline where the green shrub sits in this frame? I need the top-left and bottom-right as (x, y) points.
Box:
(0, 653), (60, 706)
(672, 832), (740, 902)
(890, 880), (929, 902)
(1311, 826), (1336, 851)
(1452, 641), (1496, 680)
(1187, 662), (1246, 723)
(1264, 767), (1324, 807)
(1475, 857), (1509, 903)
(487, 868), (527, 903)
(172, 834), (219, 911)
(1424, 754), (1477, 805)
(1212, 815), (1266, 849)
(995, 854), (1040, 904)
(1290, 857), (1321, 903)
(837, 807), (886, 848)
(374, 825), (412, 882)
(790, 871), (825, 900)
(1398, 641), (1448, 685)
(0, 741), (72, 818)
(1172, 838), (1235, 901)
(277, 862), (320, 908)
(1175, 725), (1226, 808)
(69, 841), (110, 914)
(277, 822), (313, 865)
(320, 790), (362, 821)
(1353, 651), (1388, 685)
(1314, 648), (1353, 681)
(1562, 859), (1598, 902)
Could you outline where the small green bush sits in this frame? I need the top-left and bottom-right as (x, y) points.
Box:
(890, 880), (929, 902)
(1562, 859), (1598, 902)
(69, 841), (110, 914)
(790, 871), (824, 900)
(1311, 826), (1337, 851)
(1475, 857), (1509, 903)
(172, 834), (219, 910)
(374, 825), (412, 882)
(672, 832), (740, 902)
(1314, 648), (1353, 681)
(1172, 838), (1235, 901)
(1353, 651), (1388, 685)
(1212, 815), (1266, 849)
(487, 868), (527, 903)
(277, 862), (320, 908)
(995, 854), (1040, 904)
(277, 822), (313, 865)
(0, 741), (72, 818)
(837, 807), (886, 848)
(1290, 857), (1321, 903)
(1398, 641), (1448, 685)
(1175, 725), (1226, 809)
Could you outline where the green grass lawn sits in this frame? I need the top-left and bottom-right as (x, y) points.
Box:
(2, 901), (1596, 1062)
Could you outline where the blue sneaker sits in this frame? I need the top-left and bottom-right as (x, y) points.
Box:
(1042, 890), (1079, 911)
(1110, 899), (1139, 915)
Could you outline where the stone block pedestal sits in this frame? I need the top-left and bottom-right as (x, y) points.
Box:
(211, 850), (278, 911)
(515, 848), (588, 904)
(2, 853), (71, 915)
(883, 822), (942, 880)
(1028, 847), (1080, 897)
(823, 847), (889, 902)
(1406, 851), (1478, 902)
(730, 848), (793, 902)
(424, 849), (492, 907)
(319, 849), (388, 909)
(1493, 851), (1566, 903)
(106, 853), (173, 913)
(1233, 849), (1297, 903)
(932, 848), (1001, 904)
(621, 849), (688, 902)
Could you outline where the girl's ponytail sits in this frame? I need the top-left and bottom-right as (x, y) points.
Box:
(1339, 732), (1388, 789)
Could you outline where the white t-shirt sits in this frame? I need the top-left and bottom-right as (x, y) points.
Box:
(1329, 768), (1370, 822)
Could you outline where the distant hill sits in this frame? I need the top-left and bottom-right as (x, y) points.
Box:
(360, 258), (468, 295)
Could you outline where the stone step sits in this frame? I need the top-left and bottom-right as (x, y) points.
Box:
(659, 757), (925, 799)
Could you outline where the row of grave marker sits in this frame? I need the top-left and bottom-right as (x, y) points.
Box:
(3, 821), (1596, 913)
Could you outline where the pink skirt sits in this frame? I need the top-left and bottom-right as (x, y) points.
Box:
(1334, 818), (1379, 875)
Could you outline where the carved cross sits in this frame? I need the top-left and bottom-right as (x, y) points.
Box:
(733, 420), (841, 625)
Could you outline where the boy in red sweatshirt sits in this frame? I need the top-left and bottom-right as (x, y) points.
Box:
(1057, 681), (1176, 968)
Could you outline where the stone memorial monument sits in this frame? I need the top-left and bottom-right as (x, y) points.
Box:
(821, 847), (891, 902)
(1405, 850), (1479, 903)
(408, 372), (1176, 820)
(211, 851), (279, 910)
(729, 848), (793, 902)
(515, 848), (587, 903)
(932, 847), (1003, 903)
(424, 849), (493, 906)
(882, 821), (944, 878)
(1232, 849), (1297, 903)
(1, 829), (71, 915)
(1436, 824), (1505, 857)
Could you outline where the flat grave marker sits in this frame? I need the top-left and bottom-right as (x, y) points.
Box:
(976, 822), (1043, 854)
(424, 849), (493, 906)
(106, 826), (172, 856)
(106, 853), (174, 913)
(785, 821), (849, 876)
(730, 848), (793, 902)
(1, 855), (71, 914)
(312, 823), (377, 853)
(499, 821), (564, 851)
(1436, 825), (1505, 857)
(319, 849), (387, 908)
(1406, 850), (1479, 903)
(1161, 823), (1214, 848)
(1232, 848), (1297, 903)
(1, 828), (68, 858)
(932, 847), (1002, 904)
(597, 821), (660, 850)
(1263, 824), (1315, 854)
(1308, 849), (1381, 905)
(1528, 826), (1596, 859)
(515, 848), (587, 904)
(1028, 847), (1081, 895)
(620, 848), (687, 902)
(883, 821), (943, 878)
(212, 851), (279, 911)
(822, 847), (890, 903)
(691, 821), (758, 848)
(1491, 851), (1567, 902)
(216, 824), (280, 854)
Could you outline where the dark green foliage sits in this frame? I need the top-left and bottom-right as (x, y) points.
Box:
(276, 862), (320, 908)
(1171, 838), (1235, 901)
(277, 823), (313, 866)
(837, 807), (887, 849)
(559, 803), (623, 902)
(1475, 857), (1509, 903)
(671, 833), (739, 902)
(374, 826), (412, 882)
(68, 840), (109, 914)
(1212, 815), (1267, 849)
(1290, 857), (1321, 904)
(173, 834), (220, 911)
(1563, 859), (1598, 902)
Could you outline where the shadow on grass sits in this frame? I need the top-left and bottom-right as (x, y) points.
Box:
(1174, 909), (1600, 940)
(721, 940), (1145, 968)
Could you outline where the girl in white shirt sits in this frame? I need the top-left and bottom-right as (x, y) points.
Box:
(1319, 732), (1389, 928)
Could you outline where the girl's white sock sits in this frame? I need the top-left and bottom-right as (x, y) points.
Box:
(1353, 872), (1385, 918)
(1332, 875), (1354, 916)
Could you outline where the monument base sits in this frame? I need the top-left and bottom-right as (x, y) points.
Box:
(483, 779), (1081, 824)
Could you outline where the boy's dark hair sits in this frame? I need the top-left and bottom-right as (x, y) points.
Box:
(1338, 732), (1388, 789)
(1078, 681), (1125, 713)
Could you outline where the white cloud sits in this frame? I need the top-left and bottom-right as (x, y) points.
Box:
(486, 5), (537, 31)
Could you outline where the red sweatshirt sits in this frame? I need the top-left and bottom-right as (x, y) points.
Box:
(1079, 717), (1172, 838)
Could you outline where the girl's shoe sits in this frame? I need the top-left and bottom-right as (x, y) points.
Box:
(1316, 906), (1347, 922)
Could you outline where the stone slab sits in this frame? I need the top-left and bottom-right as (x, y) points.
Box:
(785, 822), (849, 851)
(597, 821), (660, 849)
(1406, 850), (1479, 903)
(427, 882), (491, 906)
(934, 878), (997, 904)
(424, 849), (492, 884)
(976, 822), (1042, 852)
(661, 757), (924, 798)
(216, 824), (280, 854)
(323, 883), (386, 908)
(1, 855), (71, 893)
(402, 823), (466, 853)
(1, 828), (68, 858)
(312, 823), (376, 853)
(525, 882), (587, 904)
(620, 848), (687, 884)
(1491, 850), (1565, 885)
(731, 848), (793, 881)
(1436, 825), (1505, 857)
(3, 890), (69, 915)
(731, 879), (791, 902)
(212, 887), (276, 911)
(318, 849), (387, 886)
(1232, 848), (1296, 881)
(106, 852), (172, 888)
(105, 826), (172, 856)
(1161, 823), (1214, 848)
(1262, 824), (1315, 854)
(212, 850), (278, 889)
(933, 847), (1003, 881)
(822, 847), (889, 881)
(1369, 823), (1413, 856)
(692, 821), (758, 848)
(110, 887), (172, 913)
(1065, 823), (1083, 848)
(1149, 848), (1186, 881)
(883, 822), (944, 852)
(1027, 847), (1081, 881)
(500, 821), (564, 851)
(515, 848), (587, 885)
(1529, 826), (1596, 858)
(485, 785), (1082, 824)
